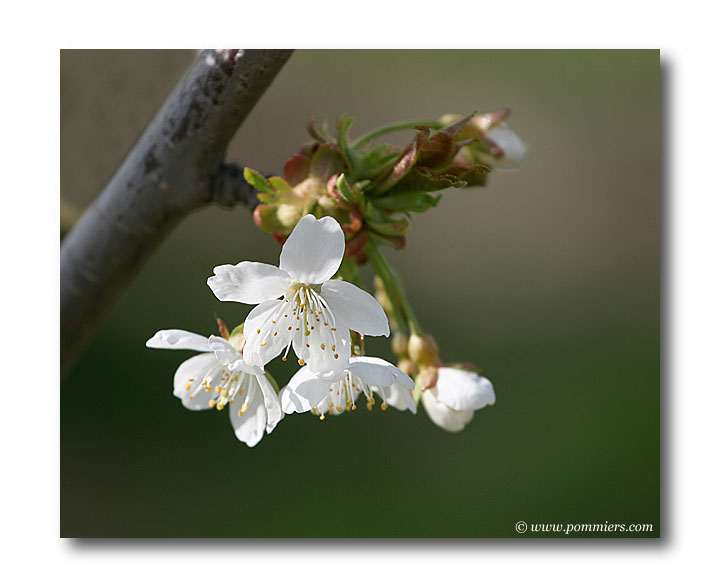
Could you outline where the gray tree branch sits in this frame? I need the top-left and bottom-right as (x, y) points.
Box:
(61, 49), (293, 378)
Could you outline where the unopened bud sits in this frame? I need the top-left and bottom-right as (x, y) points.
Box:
(397, 357), (417, 377)
(216, 317), (229, 339)
(408, 333), (439, 366)
(228, 323), (246, 353)
(374, 276), (394, 317)
(416, 365), (438, 391)
(391, 332), (409, 357)
(439, 110), (526, 169)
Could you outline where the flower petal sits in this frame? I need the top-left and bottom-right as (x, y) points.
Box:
(385, 382), (417, 414)
(280, 366), (336, 414)
(321, 280), (389, 337)
(293, 320), (351, 379)
(146, 329), (210, 352)
(207, 261), (291, 304)
(173, 353), (221, 410)
(279, 214), (345, 284)
(243, 299), (294, 368)
(257, 373), (283, 433)
(435, 368), (495, 411)
(347, 356), (396, 386)
(207, 335), (241, 365)
(422, 389), (474, 432)
(479, 124), (527, 169)
(229, 382), (267, 447)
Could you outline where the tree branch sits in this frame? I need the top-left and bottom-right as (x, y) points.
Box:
(60, 49), (293, 378)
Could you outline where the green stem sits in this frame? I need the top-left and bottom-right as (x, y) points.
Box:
(352, 120), (444, 150)
(365, 237), (422, 335)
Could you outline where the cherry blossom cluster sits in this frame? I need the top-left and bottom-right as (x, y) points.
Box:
(147, 111), (526, 446)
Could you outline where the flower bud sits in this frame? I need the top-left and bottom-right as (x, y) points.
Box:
(228, 328), (246, 353)
(216, 317), (230, 339)
(408, 333), (439, 366)
(397, 357), (417, 377)
(415, 365), (438, 391)
(374, 276), (394, 317)
(478, 124), (527, 169)
(391, 332), (409, 357)
(439, 110), (526, 169)
(253, 203), (301, 236)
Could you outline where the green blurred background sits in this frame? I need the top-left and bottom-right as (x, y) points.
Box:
(60, 50), (660, 537)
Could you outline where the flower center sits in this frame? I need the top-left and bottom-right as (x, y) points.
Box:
(186, 365), (253, 415)
(254, 282), (344, 366)
(310, 371), (389, 420)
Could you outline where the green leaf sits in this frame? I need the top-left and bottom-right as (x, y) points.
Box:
(355, 145), (399, 179)
(243, 167), (273, 194)
(283, 154), (311, 186)
(336, 173), (358, 203)
(373, 192), (442, 213)
(386, 167), (467, 194)
(372, 126), (430, 195)
(336, 114), (362, 177)
(310, 144), (346, 181)
(365, 207), (410, 236)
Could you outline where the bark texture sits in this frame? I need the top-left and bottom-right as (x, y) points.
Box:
(61, 49), (293, 377)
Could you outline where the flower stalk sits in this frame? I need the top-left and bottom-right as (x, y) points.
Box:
(351, 119), (444, 150)
(365, 237), (422, 336)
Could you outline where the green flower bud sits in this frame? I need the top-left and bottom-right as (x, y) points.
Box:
(398, 357), (417, 377)
(408, 333), (439, 366)
(391, 332), (409, 357)
(416, 365), (438, 391)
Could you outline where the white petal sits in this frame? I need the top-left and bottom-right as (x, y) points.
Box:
(422, 389), (474, 432)
(146, 329), (210, 352)
(348, 356), (415, 389)
(229, 384), (267, 447)
(207, 261), (291, 304)
(293, 319), (351, 379)
(480, 125), (527, 169)
(207, 335), (241, 365)
(321, 280), (390, 337)
(347, 356), (396, 386)
(280, 387), (297, 414)
(173, 353), (221, 410)
(279, 214), (345, 284)
(207, 336), (264, 375)
(257, 373), (283, 433)
(385, 382), (417, 414)
(435, 368), (496, 411)
(243, 299), (294, 368)
(281, 366), (336, 413)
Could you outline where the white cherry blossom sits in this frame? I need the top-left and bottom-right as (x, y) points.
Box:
(207, 214), (389, 377)
(422, 367), (495, 432)
(281, 356), (416, 418)
(146, 329), (282, 447)
(477, 123), (527, 169)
